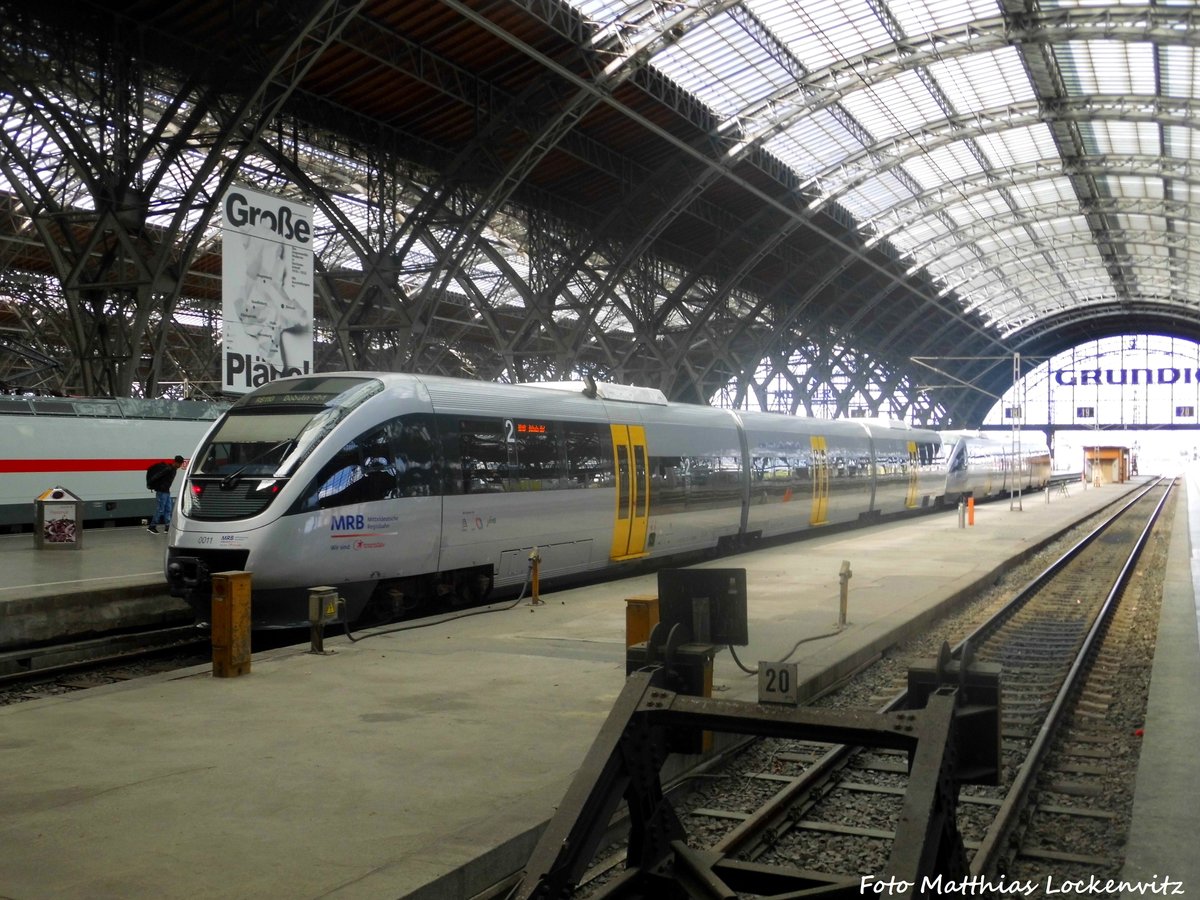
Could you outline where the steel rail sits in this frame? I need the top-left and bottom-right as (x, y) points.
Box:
(951, 476), (1167, 654)
(0, 625), (206, 687)
(713, 477), (1167, 861)
(969, 477), (1174, 876)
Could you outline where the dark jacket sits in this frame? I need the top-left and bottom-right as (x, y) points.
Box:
(146, 461), (177, 493)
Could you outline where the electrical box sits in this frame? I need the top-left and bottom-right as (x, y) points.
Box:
(308, 586), (339, 624)
(624, 594), (659, 646)
(656, 568), (748, 646)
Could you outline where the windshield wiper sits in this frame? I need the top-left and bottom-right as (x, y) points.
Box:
(220, 439), (295, 490)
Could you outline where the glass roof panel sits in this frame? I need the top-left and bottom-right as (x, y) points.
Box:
(929, 47), (1034, 112)
(1011, 177), (1078, 209)
(886, 0), (1000, 34)
(1163, 125), (1198, 160)
(657, 15), (790, 112)
(563, 0), (1196, 341)
(747, 0), (891, 72)
(903, 142), (985, 190)
(890, 218), (951, 253)
(838, 69), (946, 144)
(1160, 46), (1200, 98)
(842, 172), (916, 220)
(947, 191), (1013, 224)
(764, 108), (863, 176)
(972, 123), (1059, 168)
(1084, 120), (1163, 157)
(1056, 41), (1126, 95)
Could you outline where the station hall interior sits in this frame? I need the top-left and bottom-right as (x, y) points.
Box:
(4, 3), (1200, 896)
(0, 0), (1199, 447)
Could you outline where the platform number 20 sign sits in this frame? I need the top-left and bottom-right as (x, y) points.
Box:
(758, 661), (799, 706)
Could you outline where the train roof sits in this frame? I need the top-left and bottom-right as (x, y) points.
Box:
(0, 394), (226, 420)
(233, 371), (950, 436)
(526, 379), (669, 406)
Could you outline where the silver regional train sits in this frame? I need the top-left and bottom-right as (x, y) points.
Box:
(165, 373), (1050, 628)
(0, 394), (224, 530)
(941, 428), (1053, 501)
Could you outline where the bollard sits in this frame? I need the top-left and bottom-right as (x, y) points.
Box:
(967, 496), (975, 526)
(528, 546), (544, 606)
(838, 560), (852, 629)
(212, 571), (251, 677)
(958, 499), (966, 528)
(308, 586), (339, 654)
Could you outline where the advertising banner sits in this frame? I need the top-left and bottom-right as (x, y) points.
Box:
(221, 185), (314, 394)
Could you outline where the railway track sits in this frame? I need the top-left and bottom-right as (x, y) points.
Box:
(555, 477), (1173, 898)
(0, 624), (210, 703)
(0, 624), (207, 685)
(0, 600), (508, 704)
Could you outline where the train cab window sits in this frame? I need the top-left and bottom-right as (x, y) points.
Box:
(947, 441), (967, 474)
(294, 425), (398, 512)
(193, 412), (312, 478)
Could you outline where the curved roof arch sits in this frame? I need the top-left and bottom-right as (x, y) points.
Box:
(943, 302), (1200, 423)
(1014, 303), (1200, 357)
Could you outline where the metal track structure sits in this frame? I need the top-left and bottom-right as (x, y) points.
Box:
(511, 477), (1171, 898)
(513, 664), (1000, 900)
(0, 625), (205, 687)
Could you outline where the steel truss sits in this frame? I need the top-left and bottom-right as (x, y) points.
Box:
(0, 3), (982, 424)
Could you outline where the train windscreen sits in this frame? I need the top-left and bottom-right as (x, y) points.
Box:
(193, 377), (383, 481)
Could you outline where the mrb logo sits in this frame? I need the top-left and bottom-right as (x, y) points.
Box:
(331, 514), (365, 532)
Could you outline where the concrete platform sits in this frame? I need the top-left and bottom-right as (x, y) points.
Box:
(0, 477), (1190, 899)
(0, 526), (190, 649)
(1120, 470), (1200, 895)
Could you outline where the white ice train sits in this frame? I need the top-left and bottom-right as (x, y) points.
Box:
(0, 394), (224, 531)
(163, 373), (1050, 628)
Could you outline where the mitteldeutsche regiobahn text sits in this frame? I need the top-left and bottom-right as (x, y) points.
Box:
(860, 874), (1185, 895)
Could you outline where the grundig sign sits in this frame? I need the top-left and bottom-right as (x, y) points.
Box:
(1054, 367), (1200, 387)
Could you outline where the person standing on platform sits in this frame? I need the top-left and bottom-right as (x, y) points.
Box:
(146, 455), (185, 534)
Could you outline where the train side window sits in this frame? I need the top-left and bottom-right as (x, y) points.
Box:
(648, 455), (684, 515)
(386, 414), (440, 497)
(459, 418), (508, 493)
(510, 420), (564, 490)
(563, 422), (610, 487)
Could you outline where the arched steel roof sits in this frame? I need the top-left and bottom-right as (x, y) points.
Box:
(0, 0), (1196, 425)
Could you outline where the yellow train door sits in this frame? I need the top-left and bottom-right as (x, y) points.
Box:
(610, 424), (649, 560)
(810, 435), (829, 525)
